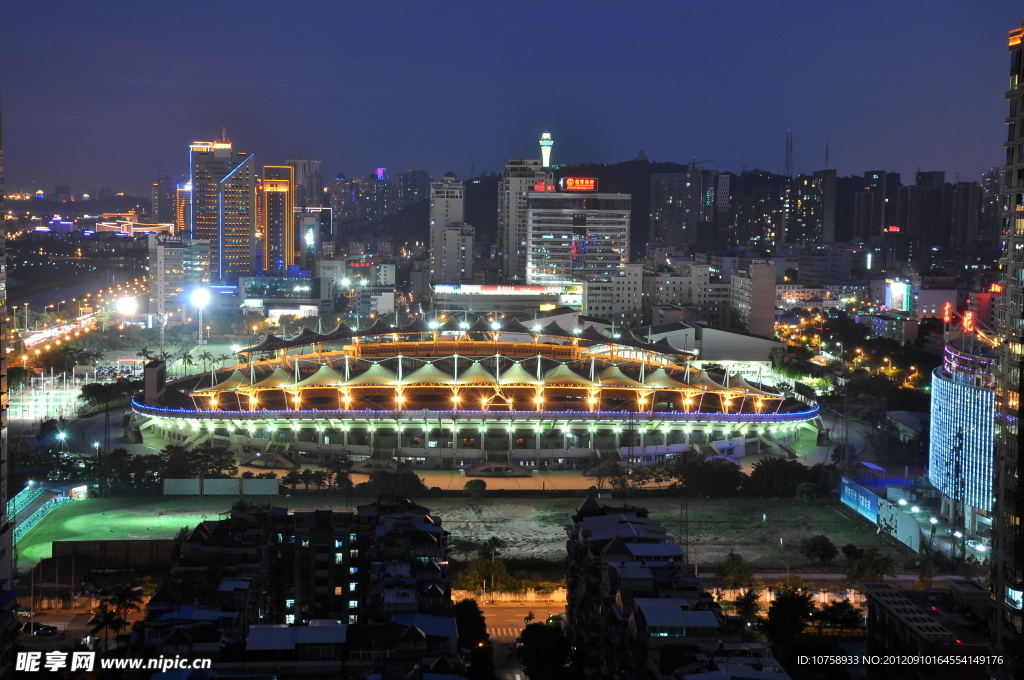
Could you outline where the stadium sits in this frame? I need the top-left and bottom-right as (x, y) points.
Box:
(131, 316), (821, 476)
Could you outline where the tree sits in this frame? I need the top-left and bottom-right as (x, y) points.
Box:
(716, 551), (756, 589)
(477, 536), (504, 562)
(746, 457), (809, 497)
(103, 584), (143, 623)
(799, 534), (838, 566)
(734, 588), (761, 624)
(841, 543), (864, 561)
(452, 598), (489, 648)
(136, 347), (154, 361)
(845, 547), (896, 582)
(912, 562), (940, 590)
(761, 588), (814, 653)
(463, 479), (487, 498)
(282, 469), (301, 492)
(88, 605), (127, 651)
(816, 598), (861, 634)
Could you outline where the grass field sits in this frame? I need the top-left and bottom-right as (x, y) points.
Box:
(15, 495), (902, 572)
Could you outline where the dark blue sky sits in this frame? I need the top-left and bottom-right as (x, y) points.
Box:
(2, 1), (1021, 196)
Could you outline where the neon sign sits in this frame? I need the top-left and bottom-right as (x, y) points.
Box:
(963, 311), (974, 333)
(560, 177), (597, 191)
(943, 302), (952, 324)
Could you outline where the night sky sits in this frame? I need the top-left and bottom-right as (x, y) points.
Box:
(2, 1), (1021, 196)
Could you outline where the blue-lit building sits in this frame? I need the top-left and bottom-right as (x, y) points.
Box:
(928, 337), (996, 536)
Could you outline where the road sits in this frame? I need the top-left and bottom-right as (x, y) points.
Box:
(479, 602), (565, 680)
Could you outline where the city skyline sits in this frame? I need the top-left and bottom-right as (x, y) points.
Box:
(1, 1), (1021, 196)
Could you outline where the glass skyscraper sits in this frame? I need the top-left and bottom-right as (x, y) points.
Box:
(190, 135), (256, 281)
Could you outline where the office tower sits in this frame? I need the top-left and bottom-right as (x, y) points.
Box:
(429, 172), (464, 283)
(539, 131), (553, 168)
(498, 159), (552, 281)
(439, 223), (474, 284)
(525, 183), (630, 286)
(53, 183), (71, 202)
(260, 166), (295, 272)
(286, 157), (323, 208)
(295, 212), (319, 270)
(650, 168), (729, 251)
(929, 334), (995, 537)
(0, 81), (16, 677)
(151, 175), (175, 222)
(993, 21), (1024, 679)
(175, 182), (192, 236)
(147, 234), (211, 318)
(190, 134), (256, 280)
(393, 169), (431, 210)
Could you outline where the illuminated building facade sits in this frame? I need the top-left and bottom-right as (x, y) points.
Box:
(261, 166), (296, 272)
(148, 234), (212, 318)
(190, 135), (256, 280)
(525, 189), (630, 286)
(929, 338), (996, 536)
(499, 159), (552, 281)
(132, 320), (819, 475)
(993, 21), (1024, 677)
(175, 183), (192, 235)
(429, 172), (464, 284)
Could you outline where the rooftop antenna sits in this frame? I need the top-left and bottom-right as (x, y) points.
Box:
(784, 130), (794, 178)
(220, 127), (228, 143)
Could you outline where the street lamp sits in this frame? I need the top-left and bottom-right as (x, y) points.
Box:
(191, 289), (211, 345)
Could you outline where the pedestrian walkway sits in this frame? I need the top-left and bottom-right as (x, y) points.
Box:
(487, 627), (523, 639)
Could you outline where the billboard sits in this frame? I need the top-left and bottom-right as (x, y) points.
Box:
(559, 177), (597, 191)
(840, 476), (878, 523)
(885, 280), (910, 312)
(876, 498), (921, 553)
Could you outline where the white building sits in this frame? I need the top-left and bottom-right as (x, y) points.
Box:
(147, 233), (211, 318)
(525, 189), (630, 286)
(429, 173), (464, 283)
(584, 263), (642, 323)
(498, 159), (552, 281)
(440, 223), (474, 284)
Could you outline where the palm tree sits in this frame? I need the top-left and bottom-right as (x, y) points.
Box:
(102, 584), (143, 623)
(180, 352), (195, 376)
(199, 350), (214, 374)
(136, 347), (153, 362)
(88, 605), (126, 650)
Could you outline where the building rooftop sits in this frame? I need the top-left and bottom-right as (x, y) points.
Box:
(246, 620), (347, 650)
(391, 613), (459, 639)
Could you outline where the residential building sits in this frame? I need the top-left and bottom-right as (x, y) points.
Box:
(730, 260), (776, 338)
(393, 169), (431, 210)
(260, 166), (295, 272)
(498, 158), (552, 281)
(429, 172), (465, 283)
(784, 170), (836, 244)
(355, 286), (395, 318)
(854, 171), (900, 241)
(650, 169), (729, 251)
(151, 175), (176, 223)
(286, 158), (323, 208)
(565, 496), (778, 680)
(190, 134), (257, 280)
(440, 223), (475, 285)
(525, 190), (630, 286)
(993, 26), (1024, 674)
(855, 313), (919, 344)
(797, 246), (853, 287)
(864, 581), (990, 680)
(583, 262), (642, 324)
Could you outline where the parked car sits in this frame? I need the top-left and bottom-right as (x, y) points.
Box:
(34, 625), (58, 637)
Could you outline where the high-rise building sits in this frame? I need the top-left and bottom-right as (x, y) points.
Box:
(992, 21), (1024, 679)
(393, 169), (430, 210)
(190, 135), (256, 280)
(147, 234), (212, 318)
(260, 166), (295, 272)
(286, 158), (323, 208)
(498, 159), (552, 281)
(53, 183), (71, 202)
(730, 260), (777, 338)
(539, 131), (553, 168)
(330, 173), (366, 226)
(151, 175), (175, 223)
(295, 212), (319, 270)
(784, 170), (836, 243)
(524, 185), (630, 286)
(440, 223), (475, 284)
(853, 171), (900, 240)
(429, 172), (464, 283)
(650, 169), (729, 251)
(0, 80), (17, 677)
(175, 182), (192, 236)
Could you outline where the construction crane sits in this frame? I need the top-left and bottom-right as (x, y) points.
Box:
(689, 158), (714, 169)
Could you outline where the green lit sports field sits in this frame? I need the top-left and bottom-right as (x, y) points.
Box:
(15, 495), (902, 572)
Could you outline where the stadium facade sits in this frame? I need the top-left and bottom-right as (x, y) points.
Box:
(132, 317), (820, 476)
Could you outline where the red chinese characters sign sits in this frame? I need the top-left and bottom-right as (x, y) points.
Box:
(561, 177), (597, 191)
